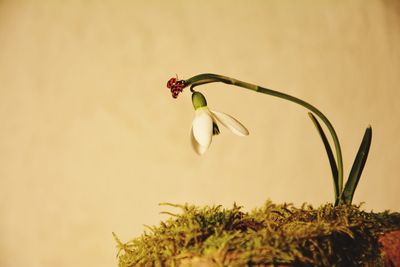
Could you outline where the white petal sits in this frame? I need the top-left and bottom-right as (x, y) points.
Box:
(190, 128), (209, 155)
(192, 108), (213, 153)
(210, 110), (249, 136)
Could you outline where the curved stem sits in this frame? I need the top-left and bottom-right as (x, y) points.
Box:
(185, 73), (344, 193)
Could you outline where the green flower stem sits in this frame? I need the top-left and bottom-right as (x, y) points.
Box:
(186, 73), (344, 198)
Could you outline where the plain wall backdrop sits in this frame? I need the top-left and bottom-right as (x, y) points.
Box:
(1, 1), (399, 266)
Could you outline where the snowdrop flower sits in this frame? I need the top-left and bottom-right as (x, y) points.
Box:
(166, 73), (373, 205)
(191, 92), (249, 155)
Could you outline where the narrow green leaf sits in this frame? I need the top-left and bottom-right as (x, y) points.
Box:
(308, 112), (339, 201)
(342, 126), (372, 205)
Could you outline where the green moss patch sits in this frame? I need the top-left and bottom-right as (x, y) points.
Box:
(114, 201), (400, 266)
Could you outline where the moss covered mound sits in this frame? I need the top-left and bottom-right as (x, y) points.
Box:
(114, 201), (400, 266)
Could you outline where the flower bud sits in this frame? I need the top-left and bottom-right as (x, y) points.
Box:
(192, 92), (207, 110)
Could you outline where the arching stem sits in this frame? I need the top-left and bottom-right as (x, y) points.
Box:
(185, 73), (344, 199)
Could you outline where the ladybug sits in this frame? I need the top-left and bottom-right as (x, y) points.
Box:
(167, 77), (177, 89)
(167, 76), (186, 98)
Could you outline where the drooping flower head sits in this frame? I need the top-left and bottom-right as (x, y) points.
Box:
(167, 76), (249, 154)
(190, 91), (249, 154)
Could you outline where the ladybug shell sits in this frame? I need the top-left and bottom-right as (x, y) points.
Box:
(167, 78), (177, 89)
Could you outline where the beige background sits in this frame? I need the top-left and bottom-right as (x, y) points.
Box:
(1, 1), (399, 266)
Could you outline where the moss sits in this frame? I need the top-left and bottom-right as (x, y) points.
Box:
(114, 201), (400, 267)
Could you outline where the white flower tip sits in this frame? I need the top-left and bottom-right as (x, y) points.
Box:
(190, 128), (209, 155)
(211, 110), (249, 137)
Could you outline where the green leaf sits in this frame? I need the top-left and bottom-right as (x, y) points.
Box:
(308, 112), (339, 201)
(342, 126), (372, 205)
